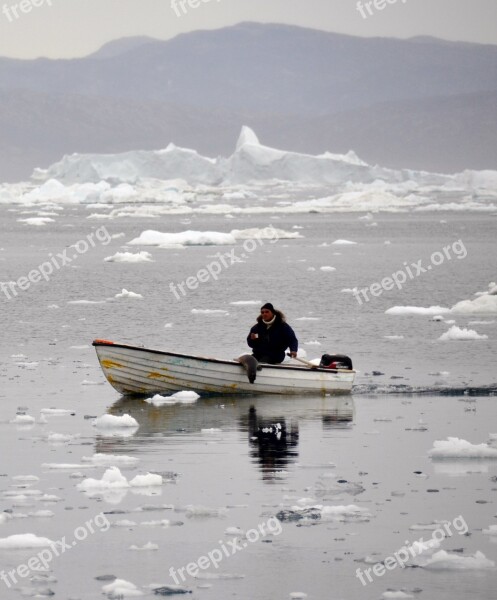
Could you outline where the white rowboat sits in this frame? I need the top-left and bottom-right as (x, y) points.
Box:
(93, 340), (355, 396)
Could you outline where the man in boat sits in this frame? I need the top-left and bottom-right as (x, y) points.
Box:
(247, 303), (298, 364)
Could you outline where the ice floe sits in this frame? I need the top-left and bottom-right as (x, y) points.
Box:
(385, 306), (450, 316)
(93, 414), (139, 429)
(81, 454), (139, 467)
(129, 542), (159, 551)
(114, 289), (143, 299)
(428, 437), (497, 459)
(418, 549), (494, 570)
(0, 533), (54, 548)
(102, 578), (143, 598)
(144, 390), (200, 406)
(104, 251), (153, 263)
(438, 325), (488, 341)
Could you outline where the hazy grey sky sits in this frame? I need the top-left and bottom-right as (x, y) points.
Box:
(0, 0), (496, 59)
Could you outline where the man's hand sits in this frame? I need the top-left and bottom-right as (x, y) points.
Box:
(289, 351), (297, 358)
(250, 333), (259, 340)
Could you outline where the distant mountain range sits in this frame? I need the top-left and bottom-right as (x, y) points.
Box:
(0, 22), (496, 182)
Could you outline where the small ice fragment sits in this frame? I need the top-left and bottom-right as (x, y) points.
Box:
(93, 414), (139, 429)
(0, 533), (54, 548)
(115, 289), (143, 299)
(102, 578), (143, 598)
(129, 542), (159, 551)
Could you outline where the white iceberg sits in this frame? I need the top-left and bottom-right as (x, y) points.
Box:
(438, 325), (488, 341)
(104, 251), (153, 263)
(428, 437), (497, 459)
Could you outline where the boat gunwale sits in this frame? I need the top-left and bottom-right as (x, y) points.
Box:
(92, 340), (355, 375)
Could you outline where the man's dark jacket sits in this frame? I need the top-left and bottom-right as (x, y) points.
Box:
(247, 315), (298, 364)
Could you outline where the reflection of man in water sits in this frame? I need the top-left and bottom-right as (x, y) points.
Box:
(245, 407), (299, 481)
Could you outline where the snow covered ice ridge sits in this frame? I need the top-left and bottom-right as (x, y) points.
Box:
(1, 127), (496, 213)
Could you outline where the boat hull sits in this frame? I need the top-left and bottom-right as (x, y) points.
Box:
(92, 340), (355, 396)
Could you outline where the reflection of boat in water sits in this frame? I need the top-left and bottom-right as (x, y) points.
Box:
(94, 395), (355, 468)
(243, 407), (299, 481)
(92, 340), (355, 396)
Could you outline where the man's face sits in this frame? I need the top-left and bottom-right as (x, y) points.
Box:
(261, 309), (273, 321)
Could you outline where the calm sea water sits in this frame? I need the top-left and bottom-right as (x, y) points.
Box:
(0, 206), (496, 599)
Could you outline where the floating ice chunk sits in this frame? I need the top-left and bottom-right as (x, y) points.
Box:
(113, 520), (137, 527)
(384, 335), (404, 340)
(10, 414), (35, 424)
(40, 408), (75, 415)
(77, 467), (130, 491)
(12, 475), (39, 483)
(385, 306), (450, 316)
(0, 533), (54, 548)
(451, 293), (497, 314)
(278, 503), (369, 522)
(27, 510), (54, 518)
(93, 414), (139, 429)
(419, 550), (494, 570)
(102, 578), (144, 598)
(304, 340), (321, 346)
(18, 217), (55, 226)
(319, 504), (370, 521)
(68, 300), (106, 305)
(81, 454), (139, 467)
(145, 390), (200, 406)
(431, 315), (445, 321)
(469, 320), (495, 325)
(47, 432), (74, 443)
(483, 525), (497, 536)
(104, 251), (153, 263)
(193, 572), (244, 580)
(231, 227), (301, 240)
(129, 542), (159, 551)
(225, 527), (245, 536)
(130, 229), (236, 247)
(115, 289), (143, 299)
(185, 505), (228, 518)
(438, 325), (488, 341)
(229, 300), (262, 305)
(320, 266), (336, 272)
(332, 239), (357, 245)
(201, 428), (222, 433)
(289, 594), (308, 599)
(141, 519), (170, 527)
(129, 474), (163, 487)
(191, 309), (228, 315)
(428, 437), (497, 459)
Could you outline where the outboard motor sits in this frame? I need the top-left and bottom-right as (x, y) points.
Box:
(319, 354), (353, 370)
